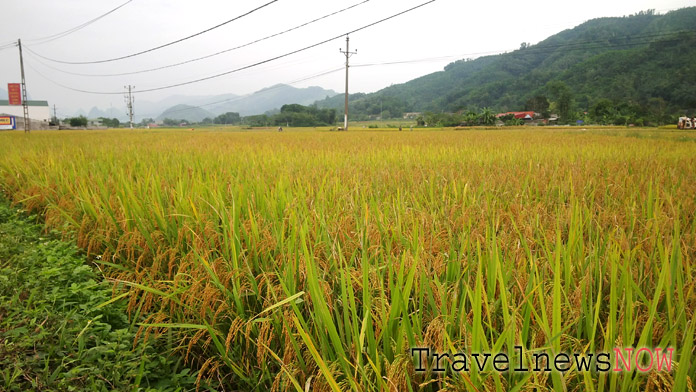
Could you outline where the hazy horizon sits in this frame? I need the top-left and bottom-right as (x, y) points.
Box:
(1, 0), (692, 117)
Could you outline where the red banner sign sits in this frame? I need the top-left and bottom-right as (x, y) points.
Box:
(8, 83), (21, 105)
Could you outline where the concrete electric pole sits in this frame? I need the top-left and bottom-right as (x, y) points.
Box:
(124, 85), (134, 129)
(339, 35), (356, 131)
(17, 39), (30, 133)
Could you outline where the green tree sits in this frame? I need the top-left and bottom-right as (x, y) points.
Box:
(463, 110), (479, 126)
(69, 115), (88, 127)
(98, 117), (120, 128)
(243, 114), (270, 127)
(546, 81), (575, 124)
(139, 118), (155, 127)
(162, 118), (180, 126)
(316, 108), (336, 125)
(479, 107), (496, 126)
(646, 97), (669, 125)
(214, 112), (241, 125)
(591, 99), (615, 124)
(525, 95), (550, 118)
(280, 104), (309, 114)
(273, 105), (338, 126)
(424, 112), (438, 127)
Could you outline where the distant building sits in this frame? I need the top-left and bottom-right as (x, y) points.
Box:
(0, 100), (51, 123)
(496, 111), (537, 120)
(403, 112), (422, 119)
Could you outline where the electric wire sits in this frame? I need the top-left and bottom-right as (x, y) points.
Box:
(53, 27), (694, 95)
(26, 0), (439, 95)
(25, 62), (107, 95)
(529, 29), (695, 51)
(25, 0), (135, 45)
(354, 29), (696, 68)
(352, 54), (491, 68)
(119, 0), (440, 93)
(139, 66), (344, 118)
(31, 27), (691, 96)
(28, 0), (280, 65)
(21, 0), (370, 78)
(26, 3), (692, 98)
(25, 26), (693, 81)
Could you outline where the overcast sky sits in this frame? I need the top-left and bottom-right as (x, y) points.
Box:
(1, 0), (692, 116)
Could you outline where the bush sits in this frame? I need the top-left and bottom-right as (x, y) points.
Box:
(0, 201), (206, 391)
(69, 115), (88, 127)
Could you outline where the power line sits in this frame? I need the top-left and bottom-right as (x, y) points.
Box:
(26, 0), (135, 46)
(27, 26), (693, 98)
(353, 29), (696, 69)
(353, 54), (476, 68)
(138, 67), (344, 118)
(25, 28), (693, 80)
(514, 29), (696, 55)
(328, 29), (696, 69)
(133, 0), (439, 93)
(25, 62), (114, 95)
(28, 0), (280, 65)
(25, 0), (440, 95)
(21, 0), (370, 78)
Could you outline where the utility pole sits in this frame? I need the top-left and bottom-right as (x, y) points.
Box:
(339, 35), (356, 131)
(124, 85), (134, 129)
(18, 39), (30, 133)
(53, 104), (58, 125)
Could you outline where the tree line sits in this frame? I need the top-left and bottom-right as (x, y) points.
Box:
(313, 9), (696, 126)
(159, 104), (337, 127)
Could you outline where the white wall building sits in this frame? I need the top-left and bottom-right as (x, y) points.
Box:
(0, 100), (51, 122)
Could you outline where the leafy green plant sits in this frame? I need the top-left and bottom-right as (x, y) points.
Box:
(0, 201), (206, 391)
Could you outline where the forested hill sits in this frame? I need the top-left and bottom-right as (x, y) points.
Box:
(316, 7), (696, 123)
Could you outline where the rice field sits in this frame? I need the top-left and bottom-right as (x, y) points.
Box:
(0, 127), (694, 391)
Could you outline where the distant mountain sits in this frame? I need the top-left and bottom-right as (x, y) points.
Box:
(316, 7), (696, 121)
(73, 85), (337, 122)
(156, 104), (215, 123)
(88, 106), (124, 120)
(209, 84), (338, 116)
(136, 93), (240, 121)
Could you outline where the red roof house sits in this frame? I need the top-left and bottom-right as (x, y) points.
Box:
(496, 111), (537, 120)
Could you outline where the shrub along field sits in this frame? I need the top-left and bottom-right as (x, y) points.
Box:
(0, 127), (694, 391)
(0, 199), (202, 391)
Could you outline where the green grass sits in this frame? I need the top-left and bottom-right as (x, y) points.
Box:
(0, 200), (206, 391)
